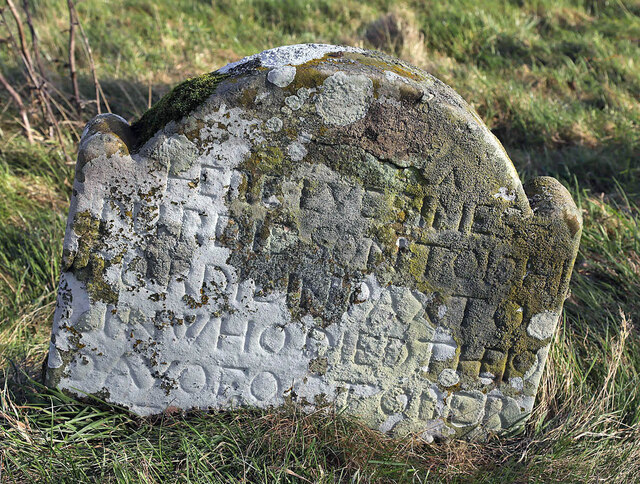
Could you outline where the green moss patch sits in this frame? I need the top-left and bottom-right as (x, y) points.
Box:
(69, 211), (119, 305)
(131, 72), (229, 149)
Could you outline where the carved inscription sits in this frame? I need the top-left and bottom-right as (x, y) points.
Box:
(47, 45), (581, 440)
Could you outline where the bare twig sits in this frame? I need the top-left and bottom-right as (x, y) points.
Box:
(38, 77), (79, 123)
(21, 0), (46, 81)
(0, 69), (33, 143)
(5, 0), (35, 81)
(21, 0), (81, 134)
(66, 0), (80, 108)
(1, 2), (49, 134)
(0, 9), (43, 117)
(116, 80), (142, 118)
(8, 3), (77, 119)
(67, 0), (107, 113)
(5, 0), (72, 162)
(1, 0), (104, 157)
(97, 79), (111, 113)
(128, 78), (149, 111)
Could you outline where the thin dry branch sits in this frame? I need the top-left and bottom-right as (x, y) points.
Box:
(21, 0), (46, 82)
(4, 0), (35, 80)
(0, 0), (96, 152)
(97, 79), (111, 113)
(0, 69), (33, 143)
(115, 80), (142, 118)
(18, 4), (78, 119)
(0, 8), (47, 124)
(5, 0), (72, 162)
(67, 0), (107, 113)
(66, 0), (80, 108)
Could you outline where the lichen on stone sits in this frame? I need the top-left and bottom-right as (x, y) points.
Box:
(46, 44), (582, 442)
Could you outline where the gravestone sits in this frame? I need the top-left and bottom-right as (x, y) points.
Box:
(46, 44), (582, 440)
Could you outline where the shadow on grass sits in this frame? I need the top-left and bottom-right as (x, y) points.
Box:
(509, 141), (640, 199)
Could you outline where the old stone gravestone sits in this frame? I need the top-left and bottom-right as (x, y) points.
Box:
(46, 44), (582, 440)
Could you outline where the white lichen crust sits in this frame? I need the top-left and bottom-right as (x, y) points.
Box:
(46, 44), (582, 441)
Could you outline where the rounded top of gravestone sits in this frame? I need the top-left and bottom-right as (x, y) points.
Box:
(130, 44), (526, 210)
(48, 44), (581, 441)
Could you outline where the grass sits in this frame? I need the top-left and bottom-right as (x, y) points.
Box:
(1, 0), (639, 481)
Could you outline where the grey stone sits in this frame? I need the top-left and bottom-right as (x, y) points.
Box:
(267, 66), (296, 88)
(438, 369), (460, 387)
(265, 117), (282, 133)
(46, 43), (582, 441)
(315, 71), (373, 126)
(527, 311), (559, 340)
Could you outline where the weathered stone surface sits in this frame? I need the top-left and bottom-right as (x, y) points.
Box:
(46, 44), (582, 440)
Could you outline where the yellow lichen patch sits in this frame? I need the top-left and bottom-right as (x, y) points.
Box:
(238, 86), (258, 107)
(72, 211), (101, 270)
(69, 211), (119, 304)
(564, 212), (582, 238)
(83, 254), (118, 304)
(344, 53), (424, 82)
(87, 116), (134, 150)
(309, 357), (328, 375)
(245, 145), (287, 174)
(407, 242), (431, 291)
(288, 66), (329, 92)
